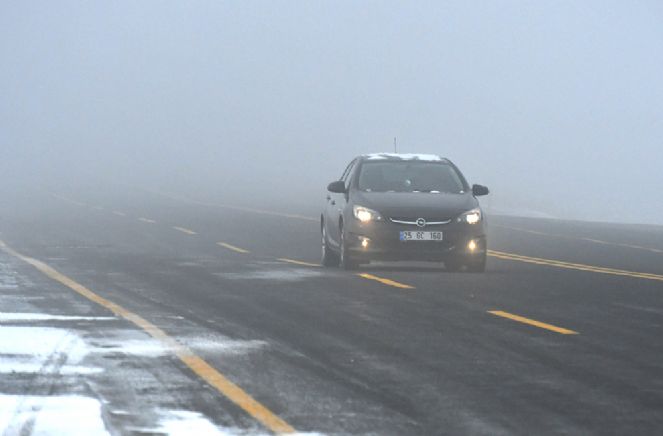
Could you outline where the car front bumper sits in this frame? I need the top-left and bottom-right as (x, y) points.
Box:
(345, 219), (486, 262)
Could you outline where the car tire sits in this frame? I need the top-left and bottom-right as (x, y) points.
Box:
(339, 227), (359, 270)
(467, 252), (487, 273)
(321, 223), (338, 267)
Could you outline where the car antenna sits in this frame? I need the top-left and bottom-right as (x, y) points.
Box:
(393, 137), (397, 153)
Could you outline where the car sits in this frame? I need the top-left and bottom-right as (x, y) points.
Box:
(321, 153), (489, 272)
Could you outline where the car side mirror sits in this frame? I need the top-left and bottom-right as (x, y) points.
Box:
(327, 180), (347, 194)
(472, 184), (489, 196)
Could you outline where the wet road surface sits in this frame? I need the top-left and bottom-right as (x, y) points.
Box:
(1, 186), (662, 435)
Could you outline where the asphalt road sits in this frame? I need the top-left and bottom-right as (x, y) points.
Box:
(1, 186), (662, 435)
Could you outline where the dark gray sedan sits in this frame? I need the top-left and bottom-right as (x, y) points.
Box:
(322, 153), (489, 271)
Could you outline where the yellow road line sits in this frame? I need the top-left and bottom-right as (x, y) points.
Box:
(277, 258), (320, 267)
(138, 217), (157, 224)
(173, 226), (197, 235)
(493, 224), (663, 254)
(0, 239), (295, 434)
(112, 211), (127, 217)
(488, 250), (663, 282)
(217, 242), (250, 254)
(357, 273), (414, 290)
(488, 310), (578, 335)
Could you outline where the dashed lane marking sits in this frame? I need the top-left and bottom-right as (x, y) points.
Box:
(357, 273), (415, 290)
(0, 239), (295, 434)
(48, 193), (86, 207)
(112, 211), (127, 217)
(217, 242), (250, 254)
(173, 226), (198, 235)
(143, 189), (318, 222)
(277, 258), (320, 267)
(48, 191), (663, 283)
(488, 310), (578, 335)
(488, 250), (663, 282)
(138, 218), (157, 224)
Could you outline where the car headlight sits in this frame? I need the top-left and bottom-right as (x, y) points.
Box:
(458, 208), (482, 224)
(353, 205), (382, 222)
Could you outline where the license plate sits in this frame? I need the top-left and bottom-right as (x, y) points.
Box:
(399, 231), (443, 241)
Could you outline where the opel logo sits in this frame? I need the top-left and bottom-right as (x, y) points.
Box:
(416, 218), (426, 228)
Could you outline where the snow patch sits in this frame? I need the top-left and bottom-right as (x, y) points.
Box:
(0, 312), (116, 322)
(91, 336), (266, 357)
(0, 395), (110, 435)
(0, 326), (89, 364)
(0, 262), (19, 290)
(155, 410), (242, 435)
(0, 362), (102, 375)
(187, 338), (267, 355)
(0, 326), (97, 377)
(364, 153), (444, 161)
(152, 410), (326, 436)
(216, 269), (323, 282)
(0, 295), (46, 302)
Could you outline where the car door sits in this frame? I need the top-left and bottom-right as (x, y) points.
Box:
(326, 158), (356, 249)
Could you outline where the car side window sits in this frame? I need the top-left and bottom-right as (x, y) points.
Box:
(344, 161), (359, 190)
(341, 159), (357, 190)
(340, 159), (356, 184)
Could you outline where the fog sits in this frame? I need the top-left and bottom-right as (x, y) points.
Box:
(2, 1), (662, 223)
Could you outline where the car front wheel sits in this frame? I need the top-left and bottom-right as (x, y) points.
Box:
(445, 253), (486, 273)
(339, 226), (359, 270)
(321, 223), (338, 267)
(467, 252), (487, 273)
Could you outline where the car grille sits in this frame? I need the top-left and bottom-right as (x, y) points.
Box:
(389, 217), (452, 226)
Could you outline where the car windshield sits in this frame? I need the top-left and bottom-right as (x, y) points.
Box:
(357, 161), (465, 193)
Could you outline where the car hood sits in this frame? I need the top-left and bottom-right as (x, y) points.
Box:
(352, 191), (478, 220)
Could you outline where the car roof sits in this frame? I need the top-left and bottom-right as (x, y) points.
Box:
(360, 153), (450, 163)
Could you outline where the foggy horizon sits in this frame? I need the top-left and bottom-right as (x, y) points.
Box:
(3, 1), (662, 224)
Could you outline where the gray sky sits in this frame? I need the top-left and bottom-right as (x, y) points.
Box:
(2, 1), (662, 223)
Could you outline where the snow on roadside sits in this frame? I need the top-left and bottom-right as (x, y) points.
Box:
(88, 330), (268, 358)
(0, 262), (19, 290)
(0, 326), (89, 364)
(0, 325), (103, 375)
(0, 312), (115, 322)
(0, 362), (102, 375)
(0, 395), (110, 435)
(0, 256), (284, 435)
(0, 321), (268, 435)
(155, 410), (248, 435)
